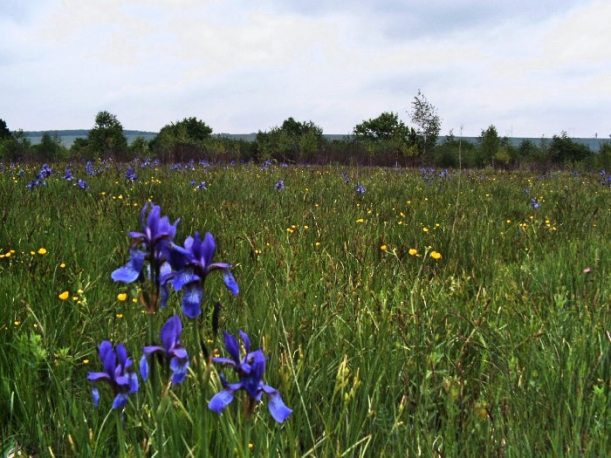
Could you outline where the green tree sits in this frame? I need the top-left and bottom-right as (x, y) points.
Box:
(409, 90), (441, 159)
(69, 138), (90, 161)
(129, 136), (150, 159)
(353, 112), (418, 165)
(597, 143), (611, 171)
(0, 130), (31, 162)
(477, 125), (501, 167)
(0, 119), (11, 141)
(255, 117), (324, 162)
(87, 111), (128, 159)
(517, 139), (540, 164)
(433, 130), (479, 168)
(354, 112), (408, 141)
(150, 117), (213, 162)
(35, 132), (67, 162)
(548, 131), (592, 165)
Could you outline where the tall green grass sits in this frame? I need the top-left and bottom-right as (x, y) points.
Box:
(1, 163), (610, 456)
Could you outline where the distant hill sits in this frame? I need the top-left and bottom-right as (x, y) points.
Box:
(23, 130), (158, 147)
(22, 130), (611, 151)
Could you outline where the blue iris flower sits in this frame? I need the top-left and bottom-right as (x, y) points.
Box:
(87, 341), (139, 409)
(140, 315), (189, 385)
(63, 167), (74, 181)
(111, 203), (179, 312)
(209, 331), (292, 423)
(125, 166), (138, 181)
(166, 232), (238, 318)
(112, 203), (179, 284)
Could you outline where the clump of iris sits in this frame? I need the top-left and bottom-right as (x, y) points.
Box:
(140, 315), (189, 385)
(165, 231), (238, 319)
(111, 203), (179, 313)
(87, 341), (139, 409)
(125, 166), (138, 181)
(209, 330), (292, 423)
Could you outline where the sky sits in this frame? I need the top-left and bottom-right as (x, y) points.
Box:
(1, 0), (609, 138)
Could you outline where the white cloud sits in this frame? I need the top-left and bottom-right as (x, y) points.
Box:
(0, 0), (609, 138)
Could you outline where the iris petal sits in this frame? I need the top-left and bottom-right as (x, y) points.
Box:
(267, 390), (293, 423)
(170, 357), (189, 384)
(223, 271), (239, 296)
(182, 283), (203, 318)
(112, 393), (129, 409)
(139, 355), (149, 382)
(160, 315), (181, 351)
(111, 249), (145, 283)
(92, 386), (100, 407)
(208, 388), (236, 413)
(223, 332), (241, 365)
(201, 232), (216, 267)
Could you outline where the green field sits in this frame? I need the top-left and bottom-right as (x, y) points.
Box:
(1, 162), (610, 456)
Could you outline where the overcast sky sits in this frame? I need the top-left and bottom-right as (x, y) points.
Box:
(1, 0), (609, 138)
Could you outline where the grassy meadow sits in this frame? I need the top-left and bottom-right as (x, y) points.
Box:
(1, 161), (611, 456)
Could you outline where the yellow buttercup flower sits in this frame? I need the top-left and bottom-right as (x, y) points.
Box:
(60, 262), (66, 268)
(117, 293), (128, 302)
(38, 248), (47, 255)
(431, 251), (442, 260)
(380, 245), (387, 251)
(58, 291), (70, 300)
(409, 248), (418, 256)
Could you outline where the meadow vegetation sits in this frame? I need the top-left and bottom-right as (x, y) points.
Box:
(1, 159), (611, 456)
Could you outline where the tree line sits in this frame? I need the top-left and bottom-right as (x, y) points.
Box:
(2, 91), (610, 170)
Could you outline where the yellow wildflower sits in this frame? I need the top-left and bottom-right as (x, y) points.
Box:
(431, 251), (442, 260)
(58, 291), (70, 300)
(117, 293), (128, 302)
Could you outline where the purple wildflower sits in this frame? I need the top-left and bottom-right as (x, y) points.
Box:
(111, 203), (179, 312)
(209, 331), (292, 423)
(165, 232), (238, 318)
(125, 166), (138, 181)
(63, 167), (74, 181)
(87, 341), (139, 409)
(140, 315), (189, 385)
